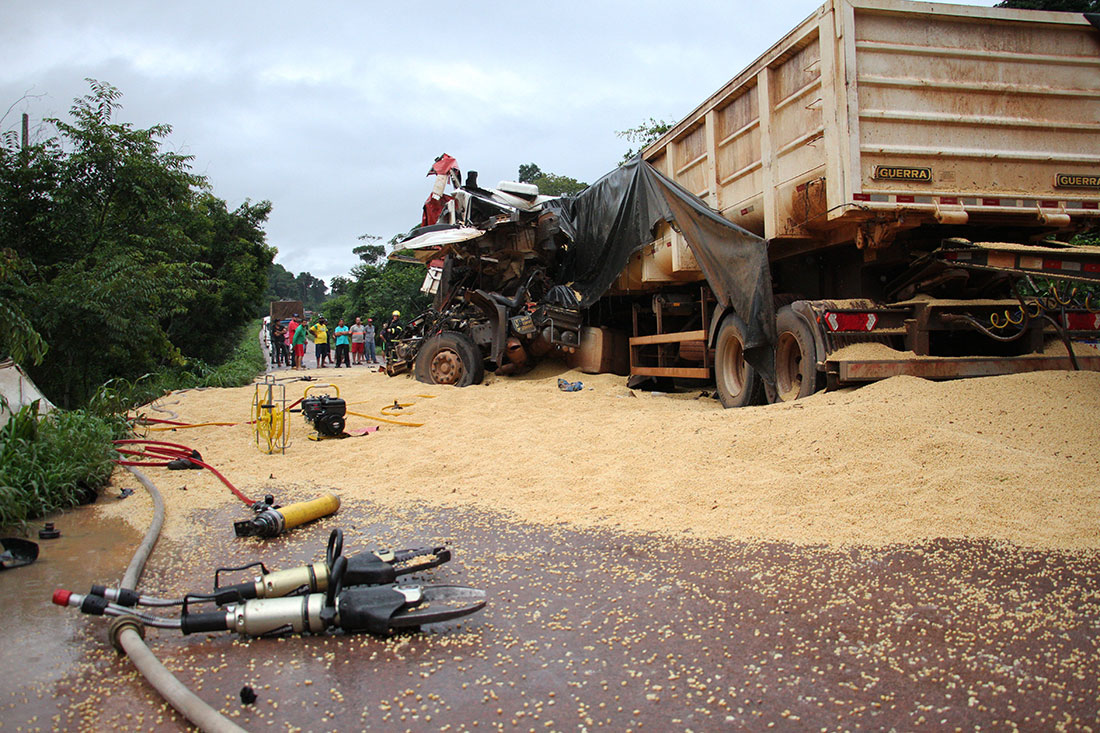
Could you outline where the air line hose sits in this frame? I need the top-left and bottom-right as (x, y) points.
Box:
(114, 439), (256, 506)
(113, 464), (246, 733)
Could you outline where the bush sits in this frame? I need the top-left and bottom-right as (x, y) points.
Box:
(88, 320), (267, 412)
(0, 321), (266, 527)
(0, 401), (120, 527)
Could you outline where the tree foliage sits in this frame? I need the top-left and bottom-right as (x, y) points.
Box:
(0, 80), (274, 407)
(321, 233), (431, 326)
(616, 117), (674, 163)
(516, 163), (588, 196)
(261, 262), (329, 313)
(996, 0), (1098, 10)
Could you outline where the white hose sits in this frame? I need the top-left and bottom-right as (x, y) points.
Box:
(116, 465), (247, 733)
(120, 466), (164, 589)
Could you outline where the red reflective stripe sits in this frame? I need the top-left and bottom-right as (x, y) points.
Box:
(983, 198), (1000, 206)
(824, 313), (876, 332)
(1083, 202), (1099, 210)
(1084, 263), (1100, 273)
(852, 193), (871, 201)
(1066, 313), (1100, 330)
(940, 196), (959, 205)
(1040, 200), (1058, 208)
(1044, 259), (1062, 270)
(896, 195), (915, 203)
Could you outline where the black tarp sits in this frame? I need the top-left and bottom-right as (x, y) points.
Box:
(548, 157), (776, 377)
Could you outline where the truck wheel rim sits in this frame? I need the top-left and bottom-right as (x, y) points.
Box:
(719, 337), (745, 392)
(775, 332), (802, 401)
(429, 348), (465, 385)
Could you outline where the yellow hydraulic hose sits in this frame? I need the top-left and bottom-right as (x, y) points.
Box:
(147, 422), (238, 431)
(346, 409), (423, 427)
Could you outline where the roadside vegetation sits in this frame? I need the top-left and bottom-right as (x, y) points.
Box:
(1, 80), (274, 409)
(0, 322), (266, 527)
(0, 402), (121, 527)
(0, 80), (274, 526)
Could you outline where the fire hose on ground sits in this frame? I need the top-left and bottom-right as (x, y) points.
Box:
(111, 464), (246, 733)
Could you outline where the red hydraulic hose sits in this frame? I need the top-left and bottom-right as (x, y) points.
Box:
(112, 439), (256, 507)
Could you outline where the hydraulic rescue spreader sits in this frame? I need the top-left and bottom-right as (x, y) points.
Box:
(53, 530), (485, 637)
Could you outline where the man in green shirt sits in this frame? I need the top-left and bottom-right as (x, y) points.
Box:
(292, 317), (310, 370)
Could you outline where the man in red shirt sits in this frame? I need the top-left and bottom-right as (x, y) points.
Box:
(287, 315), (301, 368)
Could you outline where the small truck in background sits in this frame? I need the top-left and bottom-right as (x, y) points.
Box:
(270, 300), (305, 324)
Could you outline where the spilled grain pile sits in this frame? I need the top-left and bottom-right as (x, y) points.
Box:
(101, 363), (1100, 549)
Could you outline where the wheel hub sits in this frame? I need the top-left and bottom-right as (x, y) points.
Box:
(776, 333), (802, 401)
(718, 339), (745, 391)
(429, 348), (465, 385)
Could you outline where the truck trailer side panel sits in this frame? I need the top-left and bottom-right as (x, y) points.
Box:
(644, 0), (1100, 247)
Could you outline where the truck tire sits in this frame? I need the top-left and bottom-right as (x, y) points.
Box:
(769, 306), (822, 402)
(414, 331), (485, 387)
(714, 316), (764, 408)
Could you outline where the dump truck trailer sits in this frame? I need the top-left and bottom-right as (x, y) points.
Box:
(600, 0), (1100, 406)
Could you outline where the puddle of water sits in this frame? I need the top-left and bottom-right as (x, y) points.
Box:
(0, 502), (143, 726)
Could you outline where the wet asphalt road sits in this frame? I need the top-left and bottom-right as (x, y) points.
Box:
(2, 500), (1098, 731)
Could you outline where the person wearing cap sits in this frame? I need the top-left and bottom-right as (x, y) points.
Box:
(310, 317), (330, 368)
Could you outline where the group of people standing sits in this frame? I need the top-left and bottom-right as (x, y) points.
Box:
(270, 314), (384, 370)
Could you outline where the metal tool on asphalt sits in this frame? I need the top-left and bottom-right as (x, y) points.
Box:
(234, 493), (341, 538)
(54, 536), (485, 638)
(87, 529), (451, 606)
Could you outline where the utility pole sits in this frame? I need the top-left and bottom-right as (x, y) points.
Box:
(22, 113), (29, 151)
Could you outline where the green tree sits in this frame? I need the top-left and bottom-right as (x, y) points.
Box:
(616, 117), (674, 163)
(515, 163), (588, 196)
(168, 195), (275, 362)
(262, 262), (300, 303)
(518, 163), (542, 184)
(329, 276), (351, 296)
(295, 271), (328, 311)
(996, 0), (1098, 10)
(324, 233), (431, 324)
(0, 80), (273, 406)
(0, 248), (47, 365)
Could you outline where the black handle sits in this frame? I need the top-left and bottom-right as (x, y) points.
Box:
(326, 529), (344, 572)
(181, 611), (230, 635)
(326, 555), (347, 609)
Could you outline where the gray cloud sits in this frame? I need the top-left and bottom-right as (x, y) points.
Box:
(2, 0), (994, 282)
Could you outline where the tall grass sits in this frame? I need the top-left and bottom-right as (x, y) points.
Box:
(0, 322), (266, 527)
(0, 401), (120, 527)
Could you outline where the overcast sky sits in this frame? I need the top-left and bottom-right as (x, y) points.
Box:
(3, 0), (994, 285)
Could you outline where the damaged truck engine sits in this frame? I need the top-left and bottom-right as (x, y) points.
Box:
(384, 155), (584, 386)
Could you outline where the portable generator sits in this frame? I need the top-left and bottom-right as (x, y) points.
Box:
(300, 395), (347, 437)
